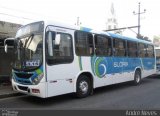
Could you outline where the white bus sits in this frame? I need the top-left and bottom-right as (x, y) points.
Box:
(5, 21), (156, 98)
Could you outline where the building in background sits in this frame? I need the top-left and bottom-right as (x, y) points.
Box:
(0, 21), (22, 84)
(153, 35), (160, 47)
(106, 2), (121, 34)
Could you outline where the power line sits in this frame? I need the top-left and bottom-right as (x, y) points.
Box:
(104, 26), (139, 31)
(0, 12), (35, 21)
(0, 5), (41, 22)
(0, 5), (41, 16)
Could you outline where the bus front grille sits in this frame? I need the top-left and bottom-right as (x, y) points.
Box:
(17, 85), (28, 91)
(15, 73), (33, 79)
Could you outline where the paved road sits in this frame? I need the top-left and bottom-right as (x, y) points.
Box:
(0, 76), (160, 110)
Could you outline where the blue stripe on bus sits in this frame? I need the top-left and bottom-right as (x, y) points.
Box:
(80, 27), (92, 32)
(91, 56), (155, 78)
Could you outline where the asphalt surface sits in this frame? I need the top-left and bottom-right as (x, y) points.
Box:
(0, 76), (160, 110)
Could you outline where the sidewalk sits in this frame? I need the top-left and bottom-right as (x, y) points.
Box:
(0, 84), (23, 99)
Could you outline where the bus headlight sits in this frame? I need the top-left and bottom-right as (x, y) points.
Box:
(32, 73), (43, 85)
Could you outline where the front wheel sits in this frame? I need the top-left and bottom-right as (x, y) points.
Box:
(133, 70), (141, 85)
(76, 75), (92, 98)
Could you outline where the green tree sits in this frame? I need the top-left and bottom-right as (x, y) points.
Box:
(153, 35), (160, 47)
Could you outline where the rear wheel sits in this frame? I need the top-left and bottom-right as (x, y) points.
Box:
(133, 70), (141, 85)
(76, 75), (92, 98)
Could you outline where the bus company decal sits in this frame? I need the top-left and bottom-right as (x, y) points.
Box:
(78, 56), (83, 71)
(91, 56), (107, 78)
(30, 66), (44, 84)
(141, 58), (155, 70)
(35, 66), (43, 76)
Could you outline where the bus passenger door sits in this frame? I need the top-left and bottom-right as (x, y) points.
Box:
(45, 26), (77, 97)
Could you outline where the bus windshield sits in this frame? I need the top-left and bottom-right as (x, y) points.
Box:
(13, 21), (44, 71)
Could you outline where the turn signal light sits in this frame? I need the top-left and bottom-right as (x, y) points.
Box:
(32, 89), (40, 93)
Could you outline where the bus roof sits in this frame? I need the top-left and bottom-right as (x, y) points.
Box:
(44, 20), (110, 35)
(38, 20), (153, 45)
(108, 33), (153, 45)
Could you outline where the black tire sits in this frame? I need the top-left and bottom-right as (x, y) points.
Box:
(76, 75), (92, 98)
(133, 70), (141, 85)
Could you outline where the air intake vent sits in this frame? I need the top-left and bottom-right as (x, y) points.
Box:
(18, 85), (28, 91)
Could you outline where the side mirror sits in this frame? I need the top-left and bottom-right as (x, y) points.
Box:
(4, 38), (15, 53)
(4, 44), (8, 53)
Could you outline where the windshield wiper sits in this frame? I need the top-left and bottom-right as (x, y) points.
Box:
(24, 33), (34, 48)
(22, 34), (34, 70)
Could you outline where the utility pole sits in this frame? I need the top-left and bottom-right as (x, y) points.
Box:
(133, 2), (146, 38)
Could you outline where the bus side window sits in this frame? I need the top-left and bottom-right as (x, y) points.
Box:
(46, 31), (73, 65)
(147, 45), (154, 58)
(46, 31), (55, 57)
(127, 41), (138, 57)
(113, 38), (125, 57)
(138, 43), (147, 58)
(94, 34), (111, 56)
(75, 31), (94, 56)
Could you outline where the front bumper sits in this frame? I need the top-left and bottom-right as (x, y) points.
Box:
(12, 79), (46, 98)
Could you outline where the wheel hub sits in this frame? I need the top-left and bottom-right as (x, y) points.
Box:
(136, 74), (140, 83)
(79, 81), (88, 94)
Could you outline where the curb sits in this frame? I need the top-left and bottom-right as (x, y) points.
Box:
(0, 92), (24, 99)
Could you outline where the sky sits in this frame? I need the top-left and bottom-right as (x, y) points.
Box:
(0, 0), (160, 40)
